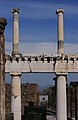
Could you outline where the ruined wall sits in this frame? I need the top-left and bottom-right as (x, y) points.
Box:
(5, 84), (11, 113)
(5, 83), (39, 114)
(0, 18), (7, 120)
(21, 83), (39, 113)
(0, 34), (5, 120)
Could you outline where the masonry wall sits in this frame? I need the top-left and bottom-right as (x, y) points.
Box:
(5, 83), (39, 114)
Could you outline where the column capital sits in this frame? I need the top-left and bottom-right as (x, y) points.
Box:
(56, 8), (64, 14)
(55, 72), (68, 76)
(12, 8), (20, 14)
(10, 72), (21, 77)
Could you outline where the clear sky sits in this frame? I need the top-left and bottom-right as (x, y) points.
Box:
(1, 0), (78, 87)
(2, 0), (78, 54)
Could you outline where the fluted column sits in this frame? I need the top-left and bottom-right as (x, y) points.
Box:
(0, 18), (7, 120)
(56, 9), (64, 54)
(10, 72), (21, 120)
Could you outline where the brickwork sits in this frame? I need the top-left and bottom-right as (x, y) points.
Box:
(0, 18), (7, 120)
(5, 83), (39, 114)
(21, 83), (39, 113)
(42, 86), (56, 111)
(42, 82), (78, 120)
(5, 84), (11, 113)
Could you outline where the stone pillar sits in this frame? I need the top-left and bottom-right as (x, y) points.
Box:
(56, 9), (64, 54)
(56, 73), (67, 120)
(10, 72), (21, 120)
(12, 8), (20, 55)
(0, 18), (7, 120)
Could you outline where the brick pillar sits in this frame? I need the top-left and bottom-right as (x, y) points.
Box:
(75, 83), (78, 120)
(0, 18), (7, 120)
(70, 84), (75, 120)
(66, 84), (70, 117)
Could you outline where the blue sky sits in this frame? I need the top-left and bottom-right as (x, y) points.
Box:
(1, 0), (78, 86)
(2, 0), (78, 54)
(2, 0), (78, 44)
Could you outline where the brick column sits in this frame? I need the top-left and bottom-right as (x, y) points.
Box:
(66, 84), (70, 117)
(70, 83), (75, 120)
(0, 18), (7, 120)
(75, 83), (78, 120)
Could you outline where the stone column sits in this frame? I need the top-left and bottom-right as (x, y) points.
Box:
(56, 9), (64, 54)
(56, 73), (67, 120)
(10, 72), (21, 120)
(12, 8), (20, 55)
(0, 18), (7, 120)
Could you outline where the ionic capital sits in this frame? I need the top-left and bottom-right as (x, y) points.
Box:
(12, 8), (20, 14)
(55, 72), (68, 76)
(10, 71), (21, 77)
(56, 8), (64, 14)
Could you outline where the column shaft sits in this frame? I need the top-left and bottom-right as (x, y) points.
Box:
(56, 9), (64, 54)
(12, 8), (20, 54)
(11, 73), (21, 120)
(75, 84), (78, 120)
(0, 18), (7, 120)
(66, 85), (70, 117)
(56, 74), (67, 120)
(70, 85), (75, 120)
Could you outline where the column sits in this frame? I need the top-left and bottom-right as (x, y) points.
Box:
(56, 73), (67, 120)
(12, 8), (20, 55)
(52, 86), (56, 111)
(0, 18), (7, 120)
(70, 83), (75, 120)
(75, 83), (78, 120)
(66, 84), (70, 117)
(56, 9), (64, 54)
(10, 72), (21, 120)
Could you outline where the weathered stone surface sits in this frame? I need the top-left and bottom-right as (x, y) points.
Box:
(5, 83), (39, 114)
(0, 18), (7, 120)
